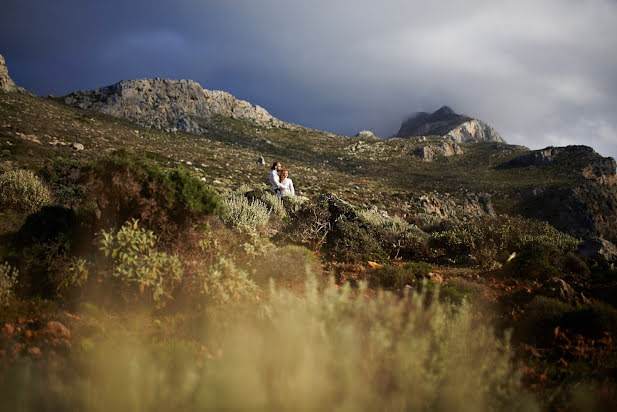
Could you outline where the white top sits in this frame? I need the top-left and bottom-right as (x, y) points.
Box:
(280, 178), (295, 197)
(269, 169), (284, 191)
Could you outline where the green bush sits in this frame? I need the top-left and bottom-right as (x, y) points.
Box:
(522, 296), (617, 341)
(0, 262), (18, 307)
(370, 264), (414, 290)
(326, 218), (386, 263)
(358, 208), (429, 259)
(198, 257), (260, 304)
(99, 219), (183, 307)
(220, 192), (271, 231)
(251, 244), (323, 288)
(429, 216), (579, 266)
(370, 261), (432, 290)
(0, 169), (51, 214)
(51, 150), (220, 239)
(503, 243), (590, 280)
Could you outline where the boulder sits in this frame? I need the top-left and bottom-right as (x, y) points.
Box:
(578, 237), (617, 266)
(413, 142), (463, 161)
(354, 130), (377, 139)
(71, 142), (84, 151)
(539, 277), (590, 306)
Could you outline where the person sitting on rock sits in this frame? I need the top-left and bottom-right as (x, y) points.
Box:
(269, 161), (285, 196)
(279, 168), (295, 197)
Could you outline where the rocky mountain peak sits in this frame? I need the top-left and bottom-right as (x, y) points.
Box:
(0, 54), (24, 93)
(61, 77), (295, 135)
(395, 106), (505, 144)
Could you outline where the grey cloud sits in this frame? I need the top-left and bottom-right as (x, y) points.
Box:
(1, 0), (616, 158)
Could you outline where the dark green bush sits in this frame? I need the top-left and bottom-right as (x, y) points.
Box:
(521, 296), (617, 341)
(429, 216), (579, 267)
(370, 264), (414, 290)
(43, 150), (220, 240)
(370, 262), (432, 291)
(326, 219), (386, 263)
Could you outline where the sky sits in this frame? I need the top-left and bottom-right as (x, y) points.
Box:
(1, 0), (616, 159)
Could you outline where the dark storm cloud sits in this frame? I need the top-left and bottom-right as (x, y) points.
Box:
(1, 0), (616, 158)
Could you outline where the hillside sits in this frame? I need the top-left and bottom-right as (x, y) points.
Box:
(2, 56), (617, 410)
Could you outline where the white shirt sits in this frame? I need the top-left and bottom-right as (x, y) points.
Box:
(280, 178), (295, 197)
(269, 169), (284, 191)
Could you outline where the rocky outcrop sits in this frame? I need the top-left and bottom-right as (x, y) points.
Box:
(505, 146), (617, 240)
(413, 142), (463, 161)
(0, 54), (27, 93)
(410, 192), (495, 220)
(499, 146), (617, 181)
(578, 238), (617, 266)
(354, 130), (377, 139)
(395, 106), (505, 143)
(61, 78), (294, 134)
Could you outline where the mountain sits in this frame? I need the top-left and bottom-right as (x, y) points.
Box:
(395, 106), (505, 143)
(61, 78), (296, 134)
(0, 54), (28, 94)
(1, 54), (616, 240)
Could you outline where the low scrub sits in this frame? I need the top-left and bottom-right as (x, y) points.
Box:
(429, 216), (579, 267)
(195, 257), (260, 304)
(251, 244), (323, 288)
(99, 219), (184, 308)
(0, 169), (51, 214)
(221, 191), (271, 232)
(0, 262), (18, 307)
(521, 296), (617, 343)
(0, 281), (537, 411)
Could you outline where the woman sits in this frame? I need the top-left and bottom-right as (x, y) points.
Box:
(279, 168), (295, 197)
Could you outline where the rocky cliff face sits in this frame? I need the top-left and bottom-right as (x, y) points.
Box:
(0, 54), (27, 93)
(61, 78), (294, 134)
(510, 146), (617, 240)
(413, 142), (463, 161)
(395, 106), (505, 143)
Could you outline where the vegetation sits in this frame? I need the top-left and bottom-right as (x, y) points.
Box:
(0, 169), (51, 213)
(0, 262), (18, 307)
(1, 91), (616, 410)
(99, 219), (184, 307)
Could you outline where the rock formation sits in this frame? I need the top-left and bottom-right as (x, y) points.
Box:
(395, 106), (505, 143)
(413, 142), (463, 161)
(0, 54), (27, 93)
(513, 146), (617, 239)
(354, 130), (377, 139)
(61, 78), (295, 134)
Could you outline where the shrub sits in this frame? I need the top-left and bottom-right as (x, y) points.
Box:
(326, 218), (386, 263)
(198, 257), (260, 304)
(251, 244), (323, 288)
(370, 262), (432, 291)
(429, 216), (579, 266)
(281, 195), (308, 214)
(260, 191), (285, 216)
(0, 262), (18, 307)
(99, 219), (183, 307)
(0, 169), (51, 214)
(370, 264), (414, 290)
(522, 296), (617, 341)
(63, 150), (220, 240)
(220, 192), (271, 231)
(0, 281), (537, 411)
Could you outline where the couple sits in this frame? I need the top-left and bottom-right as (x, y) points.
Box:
(269, 161), (295, 197)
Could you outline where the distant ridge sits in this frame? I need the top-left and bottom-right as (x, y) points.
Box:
(61, 78), (296, 135)
(395, 106), (505, 143)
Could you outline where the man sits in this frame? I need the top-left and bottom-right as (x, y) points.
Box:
(269, 161), (285, 196)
